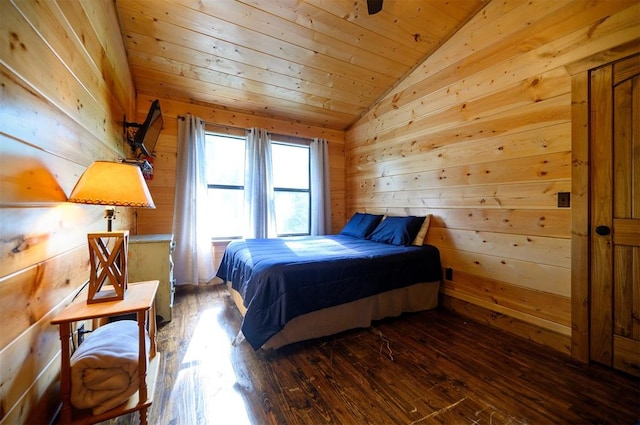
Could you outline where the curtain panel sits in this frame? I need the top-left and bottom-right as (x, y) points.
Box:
(310, 138), (331, 235)
(244, 128), (276, 238)
(173, 115), (216, 285)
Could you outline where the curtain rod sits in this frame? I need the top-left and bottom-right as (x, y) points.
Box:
(176, 116), (245, 133)
(176, 115), (205, 125)
(177, 117), (320, 143)
(206, 122), (246, 133)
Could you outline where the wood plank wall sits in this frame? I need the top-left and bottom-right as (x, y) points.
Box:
(0, 1), (135, 423)
(345, 0), (640, 356)
(133, 93), (346, 270)
(1, 1), (637, 423)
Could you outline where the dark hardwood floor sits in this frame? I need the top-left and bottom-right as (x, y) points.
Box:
(104, 283), (639, 425)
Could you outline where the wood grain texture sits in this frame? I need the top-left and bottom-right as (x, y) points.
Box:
(0, 0), (135, 423)
(440, 269), (570, 328)
(115, 0), (486, 129)
(101, 284), (640, 425)
(346, 0), (640, 356)
(134, 94), (346, 236)
(569, 47), (640, 365)
(2, 0), (640, 422)
(589, 65), (614, 366)
(608, 55), (640, 376)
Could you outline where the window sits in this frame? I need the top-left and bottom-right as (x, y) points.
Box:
(205, 132), (310, 239)
(271, 141), (310, 236)
(205, 134), (245, 238)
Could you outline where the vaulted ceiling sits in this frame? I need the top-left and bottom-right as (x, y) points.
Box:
(116, 0), (486, 130)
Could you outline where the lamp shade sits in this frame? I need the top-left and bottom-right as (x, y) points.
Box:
(68, 161), (155, 208)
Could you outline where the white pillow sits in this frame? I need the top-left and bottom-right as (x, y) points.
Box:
(412, 215), (431, 246)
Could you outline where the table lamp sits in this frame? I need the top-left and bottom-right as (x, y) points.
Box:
(68, 161), (155, 303)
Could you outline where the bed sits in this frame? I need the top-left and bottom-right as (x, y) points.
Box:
(216, 213), (442, 350)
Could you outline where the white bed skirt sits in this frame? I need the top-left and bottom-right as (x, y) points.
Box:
(227, 280), (440, 349)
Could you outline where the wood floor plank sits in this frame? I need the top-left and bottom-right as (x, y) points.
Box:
(99, 283), (640, 425)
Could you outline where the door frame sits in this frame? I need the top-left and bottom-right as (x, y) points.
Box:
(567, 41), (640, 363)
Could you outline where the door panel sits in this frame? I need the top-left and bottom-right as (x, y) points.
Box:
(590, 54), (640, 377)
(590, 65), (614, 365)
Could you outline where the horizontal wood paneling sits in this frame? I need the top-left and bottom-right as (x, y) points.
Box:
(0, 272), (82, 425)
(136, 94), (346, 237)
(116, 0), (485, 129)
(2, 2), (126, 150)
(346, 0), (640, 355)
(441, 269), (571, 327)
(0, 0), (135, 423)
(350, 68), (572, 147)
(351, 151), (571, 195)
(350, 122), (571, 177)
(429, 227), (570, 269)
(350, 98), (572, 169)
(0, 247), (89, 348)
(353, 181), (571, 210)
(440, 296), (571, 354)
(437, 246), (570, 298)
(366, 0), (639, 132)
(1, 1), (638, 423)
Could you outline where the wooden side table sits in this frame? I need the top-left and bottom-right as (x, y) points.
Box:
(51, 280), (160, 425)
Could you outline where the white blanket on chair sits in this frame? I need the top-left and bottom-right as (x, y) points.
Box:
(70, 320), (149, 415)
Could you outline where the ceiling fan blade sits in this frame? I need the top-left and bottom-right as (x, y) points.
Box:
(367, 0), (383, 15)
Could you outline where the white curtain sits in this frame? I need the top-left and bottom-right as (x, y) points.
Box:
(172, 115), (215, 285)
(244, 128), (276, 238)
(310, 137), (331, 235)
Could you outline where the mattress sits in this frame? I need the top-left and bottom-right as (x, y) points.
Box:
(227, 280), (440, 349)
(216, 234), (443, 349)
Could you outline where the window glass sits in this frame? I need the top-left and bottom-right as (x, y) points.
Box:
(272, 143), (309, 189)
(274, 191), (310, 235)
(271, 142), (310, 236)
(206, 133), (245, 239)
(206, 133), (311, 238)
(205, 134), (244, 186)
(207, 188), (244, 239)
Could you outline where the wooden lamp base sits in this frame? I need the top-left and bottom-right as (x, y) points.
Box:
(87, 230), (129, 303)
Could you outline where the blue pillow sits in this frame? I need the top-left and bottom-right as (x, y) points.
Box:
(339, 213), (384, 239)
(368, 216), (426, 246)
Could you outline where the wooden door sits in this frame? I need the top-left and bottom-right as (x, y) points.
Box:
(589, 54), (640, 377)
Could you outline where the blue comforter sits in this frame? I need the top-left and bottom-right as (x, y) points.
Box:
(216, 235), (442, 349)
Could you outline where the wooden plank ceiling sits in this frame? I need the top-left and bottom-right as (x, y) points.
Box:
(116, 0), (485, 130)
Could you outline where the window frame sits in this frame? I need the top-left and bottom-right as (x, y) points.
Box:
(204, 130), (312, 239)
(270, 139), (311, 237)
(205, 131), (246, 240)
